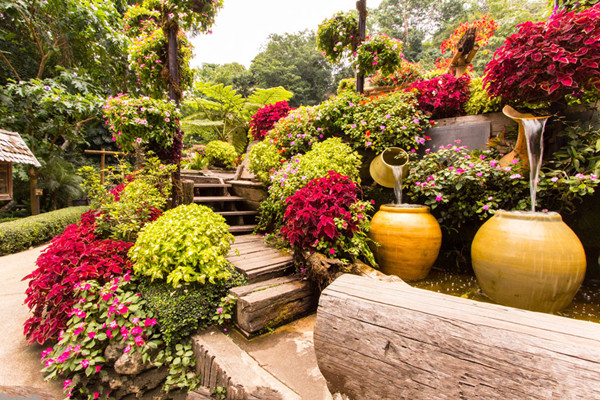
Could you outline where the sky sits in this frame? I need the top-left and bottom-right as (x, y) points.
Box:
(190, 0), (384, 69)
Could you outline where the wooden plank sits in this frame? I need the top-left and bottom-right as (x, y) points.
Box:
(244, 262), (293, 283)
(194, 196), (245, 202)
(228, 225), (256, 234)
(231, 234), (260, 245)
(226, 250), (289, 264)
(230, 275), (301, 298)
(228, 242), (273, 255)
(194, 183), (232, 188)
(314, 274), (600, 400)
(232, 277), (317, 335)
(236, 256), (293, 271)
(217, 211), (258, 217)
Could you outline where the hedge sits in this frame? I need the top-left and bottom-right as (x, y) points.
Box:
(0, 206), (89, 256)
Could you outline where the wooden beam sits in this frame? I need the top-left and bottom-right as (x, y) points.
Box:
(314, 274), (600, 400)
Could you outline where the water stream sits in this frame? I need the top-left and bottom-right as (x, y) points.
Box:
(392, 165), (404, 204)
(522, 118), (549, 211)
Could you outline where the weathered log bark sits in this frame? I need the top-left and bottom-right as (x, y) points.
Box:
(314, 274), (600, 400)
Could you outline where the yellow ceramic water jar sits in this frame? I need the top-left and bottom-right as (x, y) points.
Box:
(471, 210), (586, 313)
(369, 204), (442, 280)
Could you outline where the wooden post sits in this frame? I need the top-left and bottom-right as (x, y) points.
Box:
(84, 149), (125, 184)
(356, 0), (367, 94)
(167, 16), (183, 208)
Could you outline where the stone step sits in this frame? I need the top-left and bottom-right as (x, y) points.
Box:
(228, 225), (257, 235)
(194, 196), (246, 203)
(194, 183), (232, 189)
(217, 210), (259, 217)
(229, 274), (318, 337)
(191, 328), (301, 400)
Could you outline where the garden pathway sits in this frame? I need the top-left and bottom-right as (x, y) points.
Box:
(0, 244), (64, 399)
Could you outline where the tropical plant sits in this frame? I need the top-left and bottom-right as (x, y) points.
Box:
(281, 172), (376, 266)
(265, 106), (321, 158)
(129, 203), (234, 287)
(484, 4), (600, 109)
(181, 82), (292, 152)
(316, 11), (360, 64)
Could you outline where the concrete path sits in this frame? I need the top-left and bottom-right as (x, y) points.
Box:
(0, 245), (63, 399)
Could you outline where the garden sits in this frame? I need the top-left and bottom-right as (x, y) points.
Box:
(1, 0), (600, 398)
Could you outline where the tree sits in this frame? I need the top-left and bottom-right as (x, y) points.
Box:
(250, 31), (335, 107)
(195, 62), (257, 97)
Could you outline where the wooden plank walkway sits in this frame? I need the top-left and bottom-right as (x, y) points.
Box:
(227, 234), (294, 283)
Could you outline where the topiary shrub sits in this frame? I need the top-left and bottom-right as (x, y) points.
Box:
(0, 206), (89, 256)
(139, 267), (246, 345)
(247, 140), (283, 185)
(257, 137), (362, 232)
(129, 203), (234, 287)
(23, 210), (132, 344)
(204, 140), (238, 169)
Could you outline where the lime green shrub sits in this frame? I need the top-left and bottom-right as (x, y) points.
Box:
(0, 206), (89, 256)
(257, 137), (361, 232)
(204, 140), (238, 169)
(130, 204), (234, 286)
(464, 77), (502, 115)
(247, 140), (283, 185)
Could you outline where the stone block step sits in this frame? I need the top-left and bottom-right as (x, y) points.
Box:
(194, 183), (232, 189)
(191, 328), (301, 400)
(229, 274), (318, 337)
(228, 225), (257, 235)
(194, 196), (246, 203)
(217, 210), (258, 217)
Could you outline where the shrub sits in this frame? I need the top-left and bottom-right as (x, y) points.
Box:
(281, 172), (376, 266)
(204, 140), (238, 169)
(247, 140), (283, 185)
(355, 33), (404, 76)
(139, 267), (245, 345)
(464, 77), (503, 115)
(337, 78), (356, 93)
(483, 4), (600, 107)
(257, 138), (362, 232)
(370, 59), (423, 89)
(266, 106), (321, 158)
(249, 101), (291, 141)
(23, 211), (132, 344)
(129, 203), (234, 287)
(41, 274), (200, 399)
(410, 74), (471, 119)
(0, 206), (88, 256)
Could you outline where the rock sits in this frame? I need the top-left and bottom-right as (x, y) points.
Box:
(114, 351), (148, 375)
(104, 342), (127, 364)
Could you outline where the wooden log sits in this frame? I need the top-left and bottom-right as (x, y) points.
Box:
(314, 274), (600, 400)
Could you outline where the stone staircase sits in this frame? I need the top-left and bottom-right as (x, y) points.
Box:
(182, 172), (259, 234)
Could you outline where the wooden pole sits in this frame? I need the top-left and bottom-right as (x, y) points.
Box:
(84, 149), (125, 185)
(167, 17), (182, 208)
(356, 0), (367, 94)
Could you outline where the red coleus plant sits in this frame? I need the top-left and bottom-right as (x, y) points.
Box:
(23, 211), (133, 344)
(249, 101), (291, 141)
(281, 171), (375, 265)
(484, 4), (600, 105)
(410, 74), (471, 119)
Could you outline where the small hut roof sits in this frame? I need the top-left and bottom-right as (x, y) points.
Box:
(0, 129), (41, 167)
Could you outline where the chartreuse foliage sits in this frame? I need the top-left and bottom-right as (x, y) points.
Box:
(247, 141), (283, 185)
(129, 204), (234, 287)
(204, 140), (238, 169)
(0, 206), (88, 256)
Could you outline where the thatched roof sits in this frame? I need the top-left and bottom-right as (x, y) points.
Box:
(0, 129), (41, 167)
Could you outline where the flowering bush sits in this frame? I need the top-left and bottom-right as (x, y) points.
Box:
(103, 95), (181, 153)
(339, 91), (431, 153)
(316, 11), (360, 64)
(355, 34), (404, 76)
(41, 274), (199, 399)
(410, 74), (471, 119)
(23, 211), (132, 344)
(370, 59), (423, 89)
(464, 77), (503, 115)
(204, 140), (238, 169)
(266, 106), (321, 158)
(249, 101), (291, 141)
(484, 4), (600, 106)
(257, 138), (362, 232)
(281, 172), (376, 266)
(440, 15), (498, 55)
(79, 157), (176, 242)
(247, 140), (283, 185)
(129, 203), (234, 287)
